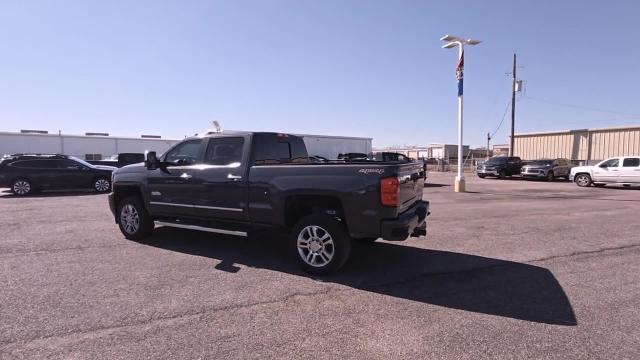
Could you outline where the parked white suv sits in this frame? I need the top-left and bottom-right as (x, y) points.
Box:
(570, 156), (640, 187)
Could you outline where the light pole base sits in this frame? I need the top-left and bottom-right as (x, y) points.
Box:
(454, 177), (466, 193)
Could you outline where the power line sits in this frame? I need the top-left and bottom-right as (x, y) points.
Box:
(490, 100), (511, 139)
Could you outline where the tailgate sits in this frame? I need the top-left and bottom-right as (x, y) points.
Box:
(397, 162), (425, 213)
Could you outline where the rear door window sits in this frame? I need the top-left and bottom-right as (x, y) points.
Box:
(204, 137), (245, 166)
(622, 158), (640, 167)
(252, 133), (309, 165)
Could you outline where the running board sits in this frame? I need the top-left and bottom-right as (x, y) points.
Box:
(154, 221), (247, 237)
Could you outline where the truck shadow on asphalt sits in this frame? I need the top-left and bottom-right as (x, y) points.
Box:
(144, 227), (577, 326)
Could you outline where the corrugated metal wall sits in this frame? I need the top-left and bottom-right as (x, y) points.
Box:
(590, 129), (640, 160)
(514, 127), (640, 161)
(514, 132), (575, 160)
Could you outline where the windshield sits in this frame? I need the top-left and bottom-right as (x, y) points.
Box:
(529, 160), (553, 166)
(69, 156), (95, 168)
(485, 158), (506, 165)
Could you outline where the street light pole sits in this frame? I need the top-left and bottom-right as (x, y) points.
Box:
(441, 34), (481, 193)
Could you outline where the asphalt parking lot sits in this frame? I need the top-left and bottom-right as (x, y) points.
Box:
(1, 173), (640, 359)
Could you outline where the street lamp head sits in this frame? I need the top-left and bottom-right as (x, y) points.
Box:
(441, 34), (482, 47)
(440, 34), (459, 42)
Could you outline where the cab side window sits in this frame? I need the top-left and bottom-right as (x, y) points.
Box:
(600, 158), (619, 168)
(622, 158), (640, 167)
(164, 139), (203, 165)
(204, 137), (244, 166)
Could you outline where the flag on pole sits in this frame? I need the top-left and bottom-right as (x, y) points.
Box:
(456, 51), (464, 96)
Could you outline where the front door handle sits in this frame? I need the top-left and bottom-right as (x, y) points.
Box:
(180, 173), (192, 180)
(227, 174), (242, 180)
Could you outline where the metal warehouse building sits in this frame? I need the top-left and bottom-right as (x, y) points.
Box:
(0, 131), (180, 160)
(514, 125), (640, 163)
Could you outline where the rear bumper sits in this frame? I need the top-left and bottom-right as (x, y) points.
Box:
(380, 200), (429, 241)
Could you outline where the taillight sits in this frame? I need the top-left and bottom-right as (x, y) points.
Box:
(380, 177), (399, 206)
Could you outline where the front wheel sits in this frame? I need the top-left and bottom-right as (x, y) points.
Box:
(575, 174), (592, 187)
(290, 213), (352, 275)
(547, 171), (555, 182)
(478, 174), (486, 179)
(498, 170), (507, 179)
(117, 196), (154, 240)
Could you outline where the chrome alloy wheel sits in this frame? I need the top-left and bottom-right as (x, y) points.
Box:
(120, 204), (140, 234)
(95, 179), (110, 192)
(297, 225), (335, 267)
(576, 174), (591, 187)
(13, 180), (31, 195)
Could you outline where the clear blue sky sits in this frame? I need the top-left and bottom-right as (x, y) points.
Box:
(1, 0), (639, 148)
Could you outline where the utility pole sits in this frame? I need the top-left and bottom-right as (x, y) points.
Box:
(509, 53), (516, 156)
(486, 132), (491, 158)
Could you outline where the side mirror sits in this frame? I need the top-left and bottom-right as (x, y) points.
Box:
(145, 151), (159, 170)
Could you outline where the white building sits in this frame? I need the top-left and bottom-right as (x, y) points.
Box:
(0, 131), (180, 160)
(0, 130), (373, 161)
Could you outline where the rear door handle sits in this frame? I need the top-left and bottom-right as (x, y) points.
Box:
(227, 174), (242, 180)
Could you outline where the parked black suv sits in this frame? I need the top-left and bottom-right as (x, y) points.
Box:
(109, 131), (429, 274)
(476, 156), (522, 179)
(521, 158), (572, 181)
(0, 154), (116, 195)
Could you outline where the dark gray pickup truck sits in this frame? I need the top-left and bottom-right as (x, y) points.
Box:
(109, 131), (428, 274)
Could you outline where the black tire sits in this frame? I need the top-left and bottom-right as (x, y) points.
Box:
(574, 173), (592, 187)
(290, 213), (352, 275)
(117, 196), (154, 240)
(11, 178), (33, 196)
(498, 170), (507, 179)
(478, 174), (486, 179)
(547, 171), (555, 182)
(93, 177), (111, 193)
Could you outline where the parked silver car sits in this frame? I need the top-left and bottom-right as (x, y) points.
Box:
(521, 158), (572, 181)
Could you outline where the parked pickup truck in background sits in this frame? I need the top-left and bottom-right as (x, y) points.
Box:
(109, 131), (429, 274)
(571, 156), (640, 187)
(476, 156), (522, 179)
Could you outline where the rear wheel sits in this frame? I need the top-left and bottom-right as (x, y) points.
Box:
(117, 196), (154, 240)
(93, 177), (111, 193)
(290, 213), (351, 275)
(575, 174), (592, 187)
(11, 179), (33, 196)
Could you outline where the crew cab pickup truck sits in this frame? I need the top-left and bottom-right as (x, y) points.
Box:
(570, 156), (640, 187)
(108, 131), (428, 274)
(476, 156), (522, 179)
